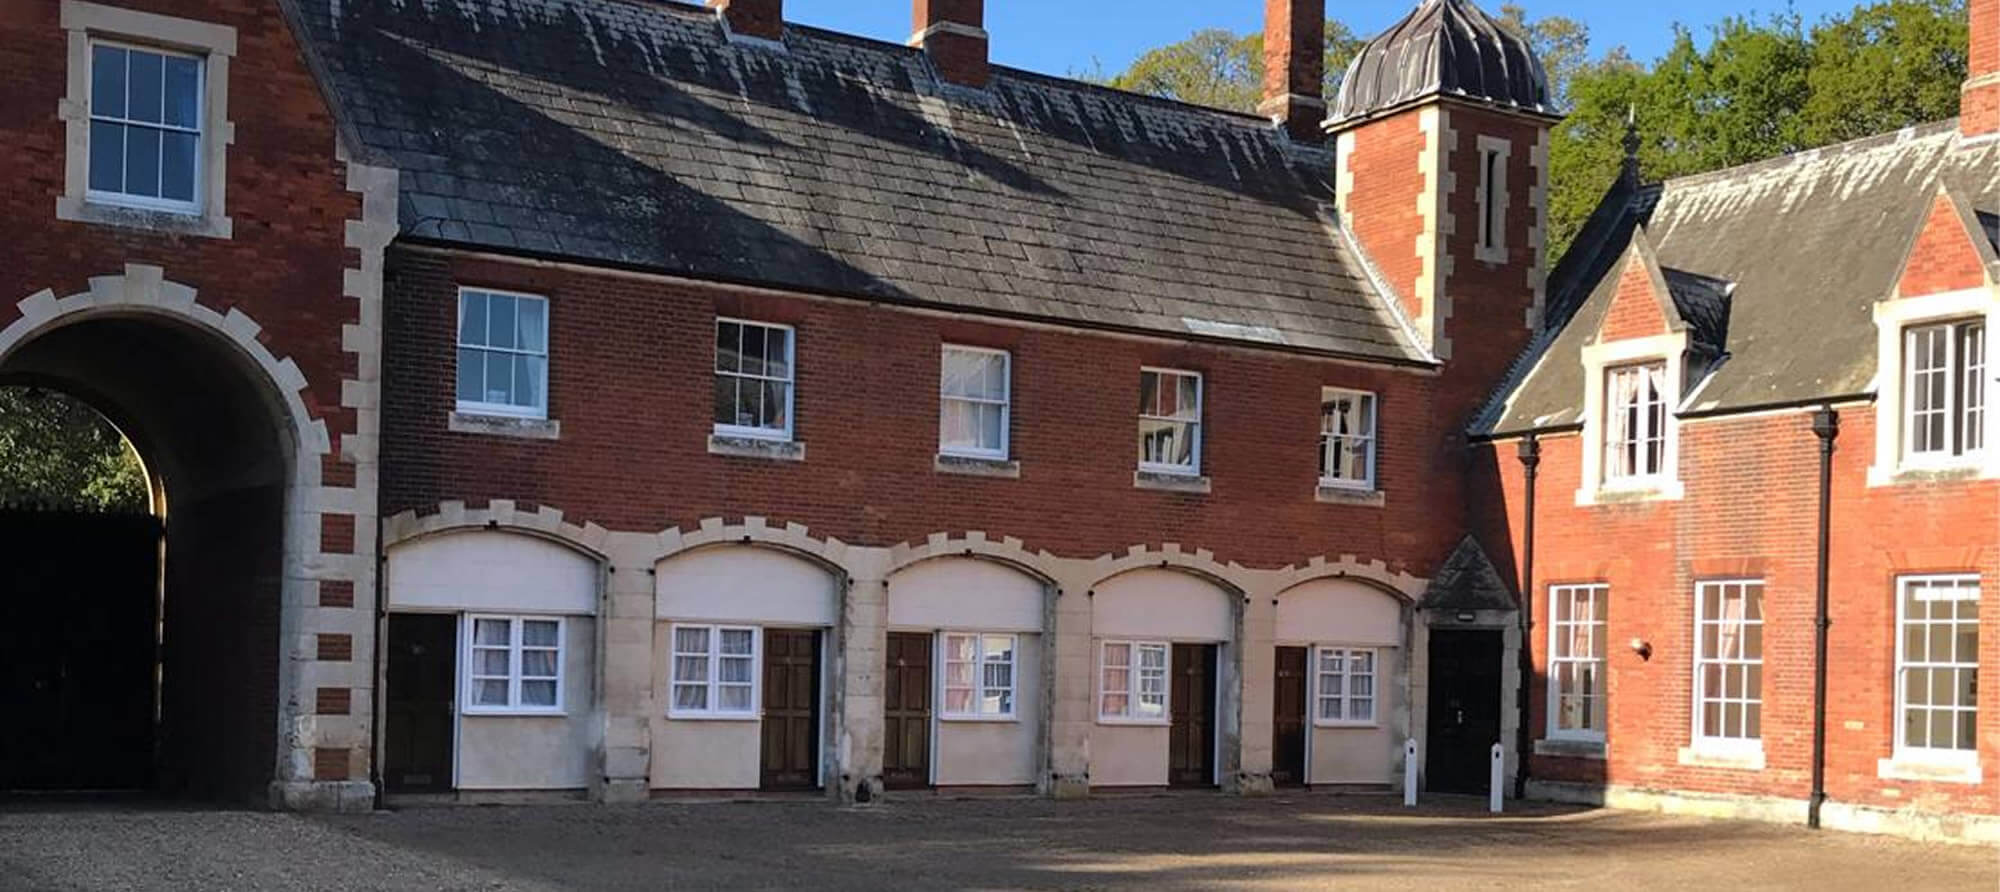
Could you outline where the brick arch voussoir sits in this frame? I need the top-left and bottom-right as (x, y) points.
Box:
(382, 499), (611, 561)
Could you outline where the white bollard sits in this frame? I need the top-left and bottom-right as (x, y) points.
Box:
(1403, 738), (1418, 807)
(1489, 742), (1504, 813)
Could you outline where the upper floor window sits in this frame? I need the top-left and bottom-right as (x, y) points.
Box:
(1895, 575), (1979, 758)
(1903, 320), (1985, 463)
(714, 319), (794, 440)
(1319, 389), (1377, 489)
(1605, 362), (1667, 483)
(941, 632), (1016, 719)
(1693, 580), (1763, 749)
(939, 346), (1010, 459)
(1548, 584), (1608, 741)
(1138, 368), (1202, 475)
(456, 289), (549, 419)
(88, 41), (202, 211)
(464, 615), (564, 714)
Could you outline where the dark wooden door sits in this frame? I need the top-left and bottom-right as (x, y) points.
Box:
(384, 613), (456, 794)
(1272, 646), (1309, 787)
(1426, 629), (1503, 794)
(882, 632), (933, 789)
(761, 628), (821, 790)
(1168, 643), (1218, 787)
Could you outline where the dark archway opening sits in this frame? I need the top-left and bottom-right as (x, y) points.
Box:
(0, 315), (292, 803)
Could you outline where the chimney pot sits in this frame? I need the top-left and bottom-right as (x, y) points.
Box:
(1966, 0), (1999, 137)
(912, 0), (989, 88)
(1259, 0), (1327, 143)
(710, 0), (783, 42)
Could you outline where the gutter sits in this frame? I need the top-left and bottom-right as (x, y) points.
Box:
(1808, 407), (1839, 828)
(1513, 434), (1541, 800)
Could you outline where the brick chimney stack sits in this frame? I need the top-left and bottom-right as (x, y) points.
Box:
(1259, 0), (1327, 142)
(1967, 0), (1998, 137)
(912, 0), (990, 88)
(710, 0), (783, 42)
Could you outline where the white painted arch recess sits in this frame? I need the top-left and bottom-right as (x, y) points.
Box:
(387, 530), (599, 614)
(1092, 568), (1234, 642)
(1274, 578), (1402, 646)
(888, 557), (1044, 632)
(654, 545), (839, 625)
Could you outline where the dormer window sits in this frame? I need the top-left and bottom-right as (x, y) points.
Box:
(1903, 320), (1985, 463)
(1605, 361), (1668, 482)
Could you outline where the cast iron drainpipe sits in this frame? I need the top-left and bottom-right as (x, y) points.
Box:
(1514, 433), (1541, 801)
(1809, 407), (1839, 829)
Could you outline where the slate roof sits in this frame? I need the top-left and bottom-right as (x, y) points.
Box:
(1417, 536), (1517, 612)
(1331, 0), (1553, 127)
(287, 0), (1426, 362)
(1481, 121), (2000, 437)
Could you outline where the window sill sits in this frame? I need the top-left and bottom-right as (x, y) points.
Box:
(666, 711), (762, 722)
(1877, 754), (1982, 785)
(708, 434), (805, 462)
(1578, 479), (1685, 506)
(1534, 738), (1607, 759)
(935, 454), (1020, 479)
(58, 195), (233, 240)
(1133, 470), (1210, 494)
(1313, 720), (1381, 730)
(1677, 743), (1764, 771)
(449, 411), (561, 441)
(1867, 462), (1986, 488)
(939, 714), (1020, 724)
(1315, 484), (1384, 507)
(462, 709), (567, 718)
(1096, 716), (1171, 727)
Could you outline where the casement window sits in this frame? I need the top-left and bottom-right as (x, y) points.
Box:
(87, 41), (202, 211)
(941, 632), (1016, 719)
(1099, 640), (1169, 722)
(1319, 389), (1377, 489)
(1693, 580), (1764, 747)
(1548, 584), (1608, 740)
(939, 346), (1010, 459)
(456, 288), (549, 419)
(464, 615), (564, 714)
(1895, 575), (1980, 757)
(714, 319), (795, 440)
(669, 624), (759, 718)
(1313, 647), (1377, 725)
(1137, 368), (1202, 474)
(1903, 320), (1985, 463)
(1604, 362), (1668, 482)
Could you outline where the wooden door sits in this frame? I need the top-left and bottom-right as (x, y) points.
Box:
(882, 632), (933, 789)
(1272, 646), (1309, 787)
(1425, 629), (1503, 794)
(384, 613), (456, 793)
(760, 628), (821, 790)
(1168, 643), (1218, 787)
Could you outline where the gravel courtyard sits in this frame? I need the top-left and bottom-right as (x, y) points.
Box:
(2, 793), (1994, 891)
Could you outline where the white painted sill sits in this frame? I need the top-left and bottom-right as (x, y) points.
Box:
(934, 453), (1020, 479)
(1096, 716), (1171, 727)
(1877, 753), (1982, 785)
(1534, 737), (1607, 759)
(1133, 469), (1211, 494)
(1677, 742), (1765, 771)
(708, 434), (805, 462)
(449, 410), (561, 441)
(665, 711), (761, 722)
(1313, 720), (1381, 730)
(1580, 478), (1686, 506)
(1315, 482), (1384, 507)
(939, 713), (1020, 724)
(59, 194), (233, 240)
(462, 708), (566, 718)
(1866, 461), (1987, 488)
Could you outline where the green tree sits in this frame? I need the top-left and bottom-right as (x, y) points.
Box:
(1103, 20), (1365, 112)
(1498, 4), (1592, 110)
(0, 387), (149, 512)
(1802, 0), (1967, 144)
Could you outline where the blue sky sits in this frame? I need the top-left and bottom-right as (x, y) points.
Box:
(783, 1), (1859, 78)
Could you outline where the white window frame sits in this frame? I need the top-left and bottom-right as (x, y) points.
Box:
(1318, 388), (1377, 490)
(1311, 646), (1379, 727)
(667, 623), (762, 720)
(1900, 320), (1985, 466)
(1546, 584), (1609, 742)
(1691, 579), (1764, 755)
(1137, 367), (1203, 476)
(58, 0), (236, 239)
(455, 287), (551, 420)
(939, 632), (1018, 721)
(1577, 333), (1686, 505)
(1893, 575), (1980, 765)
(461, 614), (565, 716)
(938, 345), (1011, 460)
(83, 39), (204, 214)
(713, 318), (796, 442)
(1474, 135), (1511, 264)
(1097, 639), (1170, 724)
(1603, 361), (1669, 484)
(1870, 288), (2000, 485)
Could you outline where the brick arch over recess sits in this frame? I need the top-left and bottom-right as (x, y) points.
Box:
(885, 532), (1063, 589)
(1269, 556), (1426, 604)
(648, 516), (851, 579)
(1084, 545), (1249, 597)
(382, 499), (611, 561)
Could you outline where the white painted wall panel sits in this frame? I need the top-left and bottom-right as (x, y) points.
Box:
(1275, 579), (1403, 646)
(458, 618), (597, 790)
(1091, 568), (1232, 641)
(934, 634), (1040, 786)
(655, 546), (837, 625)
(388, 531), (597, 614)
(888, 557), (1044, 632)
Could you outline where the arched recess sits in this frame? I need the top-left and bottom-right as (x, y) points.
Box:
(0, 267), (335, 802)
(1087, 560), (1246, 791)
(882, 549), (1055, 791)
(1271, 575), (1414, 787)
(650, 521), (847, 794)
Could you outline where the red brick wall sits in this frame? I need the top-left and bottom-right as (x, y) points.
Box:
(1897, 196), (1990, 298)
(1599, 257), (1669, 343)
(1967, 0), (1998, 137)
(1474, 408), (2000, 814)
(1437, 105), (1545, 420)
(1342, 112), (1428, 325)
(382, 249), (1477, 572)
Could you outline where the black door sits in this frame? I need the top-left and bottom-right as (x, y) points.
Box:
(882, 631), (932, 790)
(1272, 646), (1309, 787)
(1168, 643), (1217, 787)
(761, 628), (821, 791)
(1426, 629), (1504, 794)
(384, 614), (456, 794)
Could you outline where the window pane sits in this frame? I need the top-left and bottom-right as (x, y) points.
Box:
(475, 649), (509, 676)
(741, 324), (767, 377)
(1140, 646), (1167, 669)
(719, 685), (753, 711)
(518, 298), (547, 353)
(1100, 693), (1128, 715)
(719, 656), (753, 684)
(765, 327), (791, 380)
(1103, 643), (1130, 667)
(476, 679), (509, 706)
(674, 626), (709, 655)
(674, 655), (708, 684)
(484, 351), (514, 405)
(474, 619), (511, 646)
(522, 620), (559, 647)
(487, 293), (517, 349)
(459, 294), (488, 345)
(88, 121), (124, 192)
(980, 403), (1003, 450)
(92, 45), (127, 118)
(674, 684), (707, 711)
(720, 629), (754, 655)
(983, 636), (1013, 663)
(521, 680), (557, 707)
(161, 130), (196, 202)
(521, 650), (557, 677)
(986, 689), (1013, 715)
(519, 355), (546, 411)
(1138, 371), (1159, 415)
(713, 377), (737, 427)
(124, 126), (161, 198)
(163, 55), (199, 128)
(716, 322), (740, 373)
(127, 50), (163, 124)
(762, 380), (789, 429)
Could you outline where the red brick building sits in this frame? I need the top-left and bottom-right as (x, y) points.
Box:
(2, 0), (1995, 841)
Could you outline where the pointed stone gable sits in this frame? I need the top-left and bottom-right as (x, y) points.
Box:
(1895, 188), (1998, 299)
(1595, 229), (1678, 344)
(1419, 535), (1517, 612)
